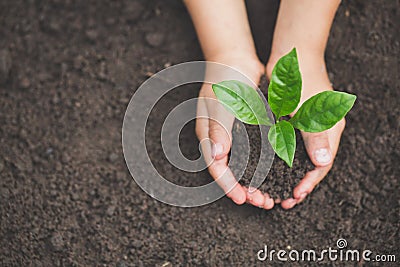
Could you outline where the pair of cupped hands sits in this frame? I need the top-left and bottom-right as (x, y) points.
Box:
(196, 56), (345, 210)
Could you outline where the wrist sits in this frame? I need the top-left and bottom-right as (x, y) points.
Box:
(206, 52), (264, 85)
(267, 49), (325, 78)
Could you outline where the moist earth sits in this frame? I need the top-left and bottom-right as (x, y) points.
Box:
(0, 0), (399, 266)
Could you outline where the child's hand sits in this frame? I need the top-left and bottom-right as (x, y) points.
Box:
(196, 56), (275, 210)
(264, 0), (342, 209)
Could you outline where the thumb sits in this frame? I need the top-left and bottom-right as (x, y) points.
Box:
(302, 131), (333, 167)
(208, 119), (231, 160)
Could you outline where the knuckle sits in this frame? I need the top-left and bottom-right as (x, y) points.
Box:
(208, 122), (224, 136)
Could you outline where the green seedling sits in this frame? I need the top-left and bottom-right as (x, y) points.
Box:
(212, 48), (356, 167)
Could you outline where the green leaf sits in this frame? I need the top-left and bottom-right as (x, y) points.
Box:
(290, 91), (356, 132)
(268, 120), (296, 167)
(268, 48), (302, 119)
(212, 80), (272, 126)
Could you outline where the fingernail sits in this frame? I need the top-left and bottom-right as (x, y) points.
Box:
(248, 187), (257, 194)
(314, 148), (331, 164)
(211, 143), (223, 158)
(265, 198), (274, 208)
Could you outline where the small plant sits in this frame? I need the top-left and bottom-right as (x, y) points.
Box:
(212, 48), (356, 167)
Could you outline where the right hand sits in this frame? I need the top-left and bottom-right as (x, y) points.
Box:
(196, 56), (275, 210)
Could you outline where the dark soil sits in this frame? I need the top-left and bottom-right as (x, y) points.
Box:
(0, 0), (399, 266)
(233, 122), (314, 201)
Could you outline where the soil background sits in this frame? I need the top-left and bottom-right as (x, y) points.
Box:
(0, 0), (399, 266)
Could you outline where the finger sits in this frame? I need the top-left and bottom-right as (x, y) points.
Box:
(281, 198), (297, 210)
(245, 188), (274, 210)
(208, 117), (232, 160)
(245, 187), (266, 207)
(302, 131), (333, 167)
(195, 96), (209, 142)
(327, 119), (346, 156)
(283, 156), (333, 210)
(201, 90), (234, 160)
(208, 157), (247, 205)
(196, 97), (216, 165)
(197, 95), (246, 205)
(292, 165), (331, 203)
(263, 193), (275, 210)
